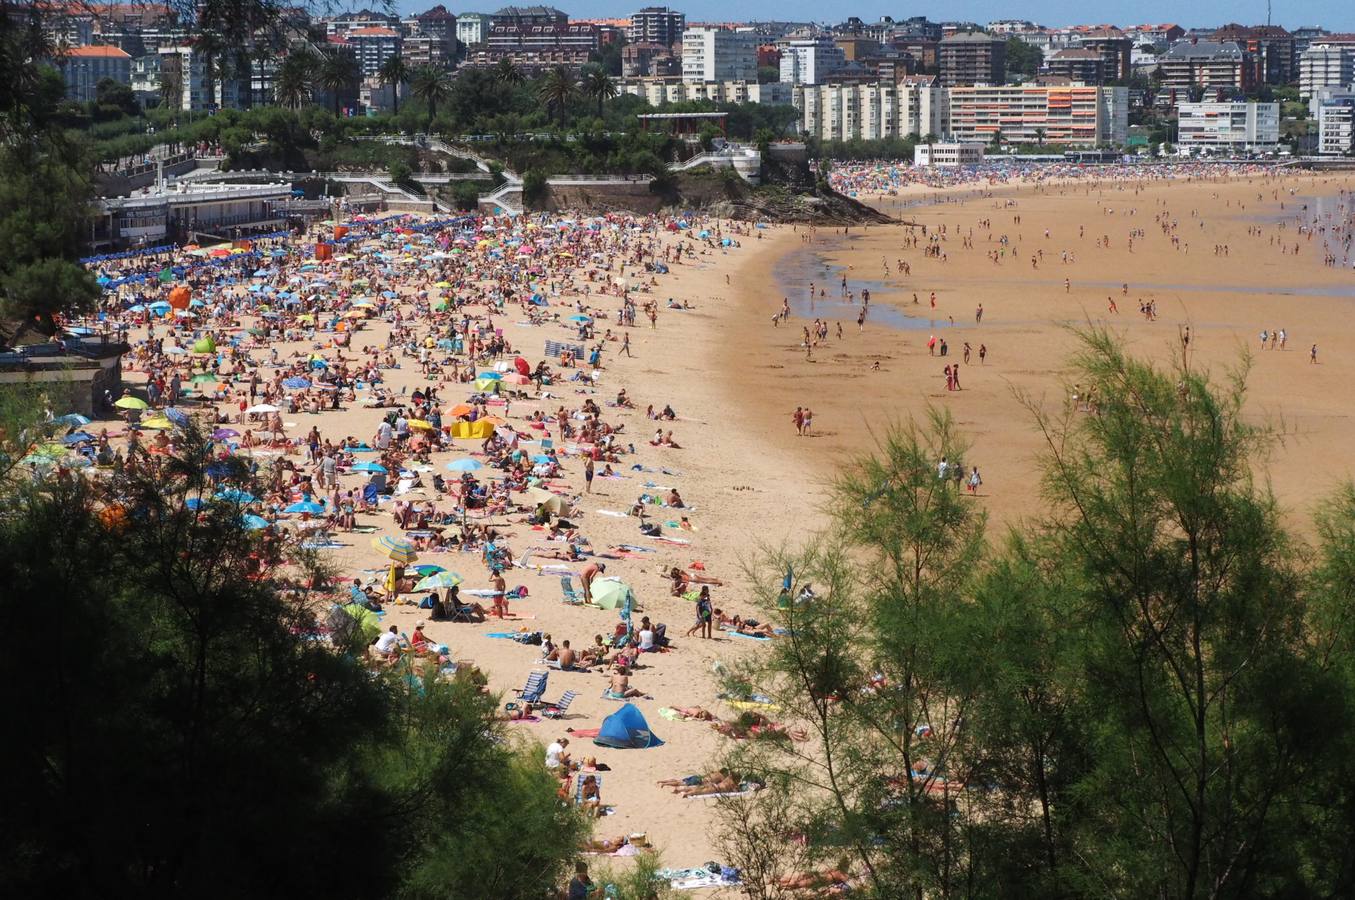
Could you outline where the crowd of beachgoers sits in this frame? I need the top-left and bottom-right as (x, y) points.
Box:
(826, 158), (1286, 198)
(33, 208), (810, 893)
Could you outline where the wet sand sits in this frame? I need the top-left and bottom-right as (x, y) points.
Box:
(718, 172), (1355, 532)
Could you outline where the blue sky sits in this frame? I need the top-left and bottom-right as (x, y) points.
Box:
(397, 0), (1355, 31)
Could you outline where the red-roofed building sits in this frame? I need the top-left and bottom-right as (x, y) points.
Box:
(63, 44), (132, 103)
(348, 26), (402, 77)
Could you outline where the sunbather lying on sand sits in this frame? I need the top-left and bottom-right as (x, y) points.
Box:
(667, 706), (717, 720)
(716, 612), (776, 637)
(658, 768), (738, 795)
(583, 835), (630, 853)
(712, 710), (807, 742)
(677, 771), (758, 798)
(669, 566), (724, 596)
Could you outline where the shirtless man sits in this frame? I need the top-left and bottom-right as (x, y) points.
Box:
(548, 639), (587, 671)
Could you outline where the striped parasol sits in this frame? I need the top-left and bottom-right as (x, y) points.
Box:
(372, 535), (418, 564)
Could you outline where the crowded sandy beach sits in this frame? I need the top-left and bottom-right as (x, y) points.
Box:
(34, 159), (1352, 891)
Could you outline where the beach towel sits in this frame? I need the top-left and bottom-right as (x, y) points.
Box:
(728, 700), (782, 712)
(594, 509), (628, 517)
(670, 873), (724, 890)
(726, 631), (771, 641)
(565, 727), (600, 738)
(687, 787), (760, 799)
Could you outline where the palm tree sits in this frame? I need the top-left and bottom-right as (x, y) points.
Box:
(409, 65), (453, 132)
(273, 51), (316, 110)
(316, 50), (360, 118)
(580, 66), (616, 119)
(378, 54), (409, 114)
(1034, 127), (1046, 147)
(537, 65), (575, 127)
(494, 58), (524, 87)
(158, 68), (182, 111)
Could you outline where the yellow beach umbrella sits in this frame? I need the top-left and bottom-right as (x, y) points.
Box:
(114, 396), (149, 410)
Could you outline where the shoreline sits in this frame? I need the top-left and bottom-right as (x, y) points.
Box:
(715, 171), (1355, 536)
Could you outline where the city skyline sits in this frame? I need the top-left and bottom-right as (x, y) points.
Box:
(391, 0), (1355, 32)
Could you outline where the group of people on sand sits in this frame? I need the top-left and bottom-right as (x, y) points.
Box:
(791, 406), (814, 436)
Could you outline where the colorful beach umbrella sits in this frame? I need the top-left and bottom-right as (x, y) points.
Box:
(372, 535), (418, 564)
(414, 571), (464, 591)
(114, 396), (149, 410)
(285, 500), (325, 515)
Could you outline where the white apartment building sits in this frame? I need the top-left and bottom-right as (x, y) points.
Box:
(1176, 102), (1280, 153)
(616, 78), (791, 106)
(778, 35), (845, 85)
(158, 46), (239, 111)
(456, 12), (489, 47)
(795, 81), (947, 142)
(1317, 93), (1355, 155)
(948, 84), (1128, 147)
(915, 142), (985, 165)
(1299, 40), (1355, 99)
(64, 45), (132, 104)
(681, 26), (758, 83)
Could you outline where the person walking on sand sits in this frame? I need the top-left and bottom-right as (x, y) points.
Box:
(687, 586), (714, 639)
(792, 406), (804, 436)
(621, 331), (632, 357)
(584, 456), (594, 494)
(975, 303), (983, 324)
(952, 363), (961, 390)
(1311, 343), (1318, 364)
(802, 408), (812, 435)
(968, 467), (982, 494)
(979, 344), (987, 364)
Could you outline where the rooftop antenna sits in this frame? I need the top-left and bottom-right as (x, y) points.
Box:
(1267, 0), (1272, 26)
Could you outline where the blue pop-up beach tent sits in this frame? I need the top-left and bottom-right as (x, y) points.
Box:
(594, 703), (662, 749)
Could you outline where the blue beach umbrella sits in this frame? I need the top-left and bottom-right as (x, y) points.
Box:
(242, 514), (270, 530)
(445, 458), (483, 472)
(285, 500), (325, 514)
(215, 489), (258, 504)
(352, 461), (387, 473)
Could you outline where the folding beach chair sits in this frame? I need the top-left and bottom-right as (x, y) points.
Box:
(542, 690), (578, 719)
(513, 670), (549, 704)
(560, 575), (584, 605)
(449, 600), (479, 623)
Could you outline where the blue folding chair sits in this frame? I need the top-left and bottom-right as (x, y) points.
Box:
(513, 670), (549, 704)
(542, 690), (578, 719)
(561, 575), (584, 604)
